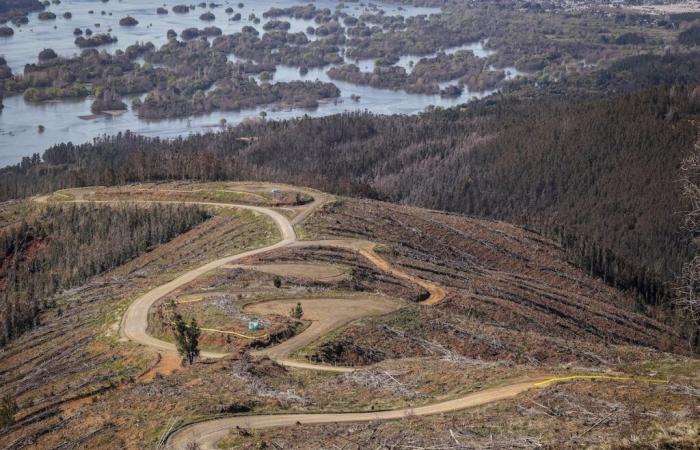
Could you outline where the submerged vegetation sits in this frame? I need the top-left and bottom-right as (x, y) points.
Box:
(0, 0), (691, 119)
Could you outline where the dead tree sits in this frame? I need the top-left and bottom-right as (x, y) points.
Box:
(676, 134), (700, 350)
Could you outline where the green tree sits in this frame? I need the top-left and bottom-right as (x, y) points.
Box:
(273, 275), (282, 288)
(0, 396), (18, 427)
(291, 302), (303, 320)
(172, 313), (201, 365)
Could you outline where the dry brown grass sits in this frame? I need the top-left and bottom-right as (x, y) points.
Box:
(1, 185), (697, 449)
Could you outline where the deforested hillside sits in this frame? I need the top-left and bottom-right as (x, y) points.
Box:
(0, 184), (697, 450)
(2, 81), (698, 309)
(292, 197), (680, 361)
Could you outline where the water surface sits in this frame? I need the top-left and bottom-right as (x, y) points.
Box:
(0, 0), (521, 167)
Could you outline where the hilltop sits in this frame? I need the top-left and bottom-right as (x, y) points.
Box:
(0, 183), (697, 449)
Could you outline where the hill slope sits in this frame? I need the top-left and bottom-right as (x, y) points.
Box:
(0, 183), (696, 449)
(2, 79), (698, 309)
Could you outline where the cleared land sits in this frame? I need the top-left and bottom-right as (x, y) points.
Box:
(0, 182), (696, 449)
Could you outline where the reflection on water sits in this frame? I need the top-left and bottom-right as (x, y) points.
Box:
(0, 0), (524, 167)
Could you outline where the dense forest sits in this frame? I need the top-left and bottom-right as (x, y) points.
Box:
(0, 203), (210, 346)
(1, 53), (699, 311)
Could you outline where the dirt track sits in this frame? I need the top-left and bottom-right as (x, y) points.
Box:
(166, 379), (543, 449)
(36, 184), (667, 450)
(246, 296), (403, 372)
(38, 186), (446, 369)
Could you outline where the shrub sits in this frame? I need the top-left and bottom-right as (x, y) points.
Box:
(199, 11), (215, 21)
(180, 27), (199, 39)
(119, 16), (138, 26)
(291, 302), (303, 319)
(24, 84), (89, 102)
(38, 11), (56, 20)
(38, 48), (58, 60)
(0, 396), (18, 427)
(202, 26), (221, 36)
(91, 89), (127, 113)
(11, 17), (28, 26)
(263, 20), (290, 31)
(74, 33), (117, 48)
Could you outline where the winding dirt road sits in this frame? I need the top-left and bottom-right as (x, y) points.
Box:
(36, 185), (667, 450)
(167, 380), (541, 449)
(121, 201), (296, 359)
(246, 296), (403, 372)
(39, 186), (445, 368)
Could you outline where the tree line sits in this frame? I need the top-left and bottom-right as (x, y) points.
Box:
(0, 203), (210, 346)
(1, 54), (699, 313)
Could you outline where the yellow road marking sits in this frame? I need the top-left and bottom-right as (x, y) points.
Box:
(199, 327), (268, 340)
(174, 297), (206, 305)
(534, 374), (669, 387)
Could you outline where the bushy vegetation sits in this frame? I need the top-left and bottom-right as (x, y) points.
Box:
(136, 78), (339, 119)
(118, 15), (138, 26)
(37, 48), (57, 61)
(0, 203), (210, 346)
(91, 87), (127, 113)
(291, 302), (303, 319)
(0, 396), (17, 428)
(0, 0), (44, 23)
(37, 11), (55, 21)
(23, 84), (88, 102)
(330, 50), (505, 94)
(74, 33), (117, 48)
(172, 4), (189, 14)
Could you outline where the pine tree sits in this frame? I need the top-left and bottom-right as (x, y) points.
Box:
(172, 313), (201, 365)
(291, 302), (303, 320)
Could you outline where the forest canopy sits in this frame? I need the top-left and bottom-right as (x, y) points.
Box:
(0, 203), (210, 346)
(1, 53), (700, 313)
